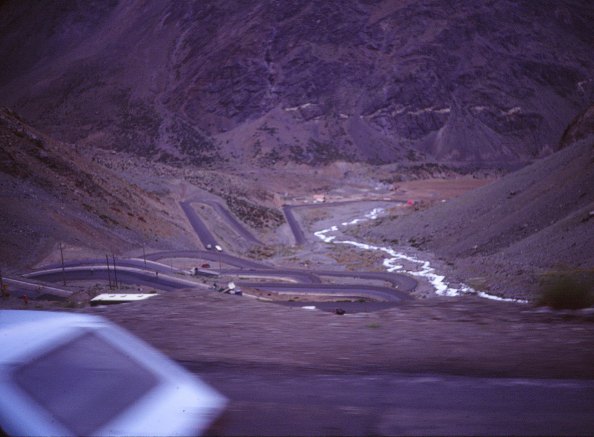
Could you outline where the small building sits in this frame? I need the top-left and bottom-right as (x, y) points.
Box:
(90, 293), (158, 306)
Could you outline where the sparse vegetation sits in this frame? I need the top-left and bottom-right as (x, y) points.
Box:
(467, 277), (490, 292)
(247, 245), (276, 259)
(536, 273), (594, 309)
(222, 194), (284, 230)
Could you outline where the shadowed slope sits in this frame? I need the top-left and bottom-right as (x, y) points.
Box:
(0, 0), (592, 167)
(366, 107), (594, 298)
(0, 109), (185, 269)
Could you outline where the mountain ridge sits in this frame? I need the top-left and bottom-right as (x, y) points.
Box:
(1, 0), (593, 167)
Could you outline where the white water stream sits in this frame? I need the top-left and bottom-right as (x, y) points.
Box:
(314, 207), (527, 303)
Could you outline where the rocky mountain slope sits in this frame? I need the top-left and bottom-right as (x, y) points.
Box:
(365, 106), (594, 298)
(0, 108), (186, 270)
(1, 0), (593, 167)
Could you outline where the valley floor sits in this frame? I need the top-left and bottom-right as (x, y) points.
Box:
(2, 173), (593, 435)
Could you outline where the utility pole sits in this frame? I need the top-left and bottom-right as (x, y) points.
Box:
(112, 253), (119, 289)
(59, 242), (66, 286)
(0, 267), (5, 296)
(106, 254), (113, 289)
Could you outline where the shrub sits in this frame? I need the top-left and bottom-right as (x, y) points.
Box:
(537, 273), (594, 309)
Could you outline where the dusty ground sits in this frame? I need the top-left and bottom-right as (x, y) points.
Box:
(4, 290), (585, 380)
(3, 175), (593, 383)
(4, 285), (593, 380)
(0, 110), (197, 273)
(3, 129), (593, 391)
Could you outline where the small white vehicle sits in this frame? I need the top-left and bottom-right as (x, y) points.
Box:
(0, 310), (227, 436)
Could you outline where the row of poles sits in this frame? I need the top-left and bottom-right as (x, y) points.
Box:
(57, 243), (150, 290)
(105, 253), (119, 289)
(0, 244), (153, 295)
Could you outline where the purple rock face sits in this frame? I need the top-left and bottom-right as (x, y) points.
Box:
(1, 0), (593, 167)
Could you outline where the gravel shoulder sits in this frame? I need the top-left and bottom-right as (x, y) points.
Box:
(71, 289), (594, 380)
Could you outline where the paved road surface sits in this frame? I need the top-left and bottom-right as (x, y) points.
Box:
(2, 277), (71, 300)
(184, 363), (594, 436)
(20, 198), (419, 302)
(145, 250), (271, 270)
(179, 201), (219, 249)
(316, 270), (417, 292)
(282, 205), (308, 245)
(26, 267), (201, 292)
(13, 197), (594, 435)
(199, 199), (263, 246)
(221, 268), (322, 284)
(236, 282), (411, 302)
(25, 263), (412, 303)
(32, 258), (181, 274)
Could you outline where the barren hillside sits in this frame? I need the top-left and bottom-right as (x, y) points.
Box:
(365, 108), (594, 298)
(0, 109), (187, 270)
(1, 0), (592, 167)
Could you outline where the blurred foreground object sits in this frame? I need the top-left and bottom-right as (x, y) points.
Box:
(0, 310), (227, 436)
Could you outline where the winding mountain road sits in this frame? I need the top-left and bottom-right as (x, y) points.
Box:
(198, 199), (263, 246)
(282, 205), (308, 245)
(145, 250), (271, 269)
(11, 195), (594, 435)
(25, 266), (204, 292)
(235, 282), (410, 302)
(180, 198), (263, 249)
(32, 257), (183, 274)
(316, 269), (417, 290)
(221, 268), (321, 284)
(179, 200), (218, 249)
(2, 277), (71, 300)
(18, 197), (417, 305)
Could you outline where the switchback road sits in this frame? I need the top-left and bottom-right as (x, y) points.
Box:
(145, 250), (271, 270)
(179, 200), (218, 249)
(26, 266), (204, 292)
(236, 282), (411, 302)
(19, 198), (417, 305)
(10, 195), (594, 435)
(198, 199), (263, 246)
(2, 277), (71, 300)
(282, 205), (307, 245)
